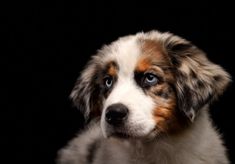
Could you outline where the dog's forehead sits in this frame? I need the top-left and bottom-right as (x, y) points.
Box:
(101, 35), (167, 76)
(109, 36), (141, 75)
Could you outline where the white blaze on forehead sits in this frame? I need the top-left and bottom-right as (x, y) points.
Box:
(113, 38), (141, 76)
(101, 35), (156, 137)
(101, 35), (141, 75)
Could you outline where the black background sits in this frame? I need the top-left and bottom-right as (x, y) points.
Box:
(5, 1), (235, 164)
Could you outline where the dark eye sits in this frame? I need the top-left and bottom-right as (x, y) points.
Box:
(104, 76), (113, 89)
(143, 73), (158, 86)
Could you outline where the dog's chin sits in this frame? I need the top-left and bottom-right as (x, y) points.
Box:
(109, 132), (133, 139)
(103, 127), (158, 140)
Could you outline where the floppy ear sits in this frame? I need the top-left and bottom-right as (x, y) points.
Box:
(70, 60), (103, 122)
(163, 34), (231, 121)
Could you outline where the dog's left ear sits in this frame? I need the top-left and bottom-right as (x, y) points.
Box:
(70, 59), (103, 122)
(163, 34), (231, 121)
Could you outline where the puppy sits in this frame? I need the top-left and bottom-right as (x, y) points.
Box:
(57, 31), (231, 164)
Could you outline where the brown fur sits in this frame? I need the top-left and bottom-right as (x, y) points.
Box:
(139, 39), (171, 68)
(106, 61), (118, 77)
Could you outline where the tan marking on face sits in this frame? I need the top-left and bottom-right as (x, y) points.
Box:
(135, 57), (151, 72)
(153, 100), (176, 132)
(152, 87), (190, 134)
(107, 62), (118, 77)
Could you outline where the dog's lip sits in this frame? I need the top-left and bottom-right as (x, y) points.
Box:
(104, 124), (157, 139)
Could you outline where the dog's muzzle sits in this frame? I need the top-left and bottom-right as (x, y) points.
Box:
(105, 103), (129, 126)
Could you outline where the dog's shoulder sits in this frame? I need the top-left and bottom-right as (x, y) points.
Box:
(57, 121), (103, 164)
(57, 121), (131, 164)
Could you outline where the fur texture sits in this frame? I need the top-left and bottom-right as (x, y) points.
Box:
(57, 31), (231, 164)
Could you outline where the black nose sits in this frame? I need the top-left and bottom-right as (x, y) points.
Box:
(105, 103), (129, 126)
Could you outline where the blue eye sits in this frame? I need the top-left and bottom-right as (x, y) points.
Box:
(143, 73), (158, 86)
(104, 76), (113, 88)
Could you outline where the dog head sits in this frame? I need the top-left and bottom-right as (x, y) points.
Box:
(70, 31), (231, 138)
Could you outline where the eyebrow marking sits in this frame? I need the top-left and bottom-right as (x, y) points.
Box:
(135, 57), (152, 72)
(105, 61), (118, 76)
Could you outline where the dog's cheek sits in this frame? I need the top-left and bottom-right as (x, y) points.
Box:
(89, 81), (109, 119)
(152, 96), (189, 134)
(153, 102), (175, 132)
(89, 94), (103, 119)
(153, 106), (173, 132)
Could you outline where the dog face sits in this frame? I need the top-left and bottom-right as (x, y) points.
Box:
(71, 31), (231, 138)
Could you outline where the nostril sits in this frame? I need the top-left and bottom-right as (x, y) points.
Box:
(105, 103), (129, 126)
(106, 109), (127, 121)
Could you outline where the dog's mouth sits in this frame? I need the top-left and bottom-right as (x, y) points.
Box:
(102, 121), (158, 140)
(106, 126), (160, 141)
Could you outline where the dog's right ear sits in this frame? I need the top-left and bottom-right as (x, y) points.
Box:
(162, 33), (231, 121)
(70, 60), (103, 122)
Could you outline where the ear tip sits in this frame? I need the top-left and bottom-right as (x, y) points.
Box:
(69, 91), (76, 100)
(218, 69), (232, 90)
(227, 72), (232, 82)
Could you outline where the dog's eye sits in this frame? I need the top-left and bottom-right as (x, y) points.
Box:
(104, 76), (113, 89)
(143, 73), (158, 86)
